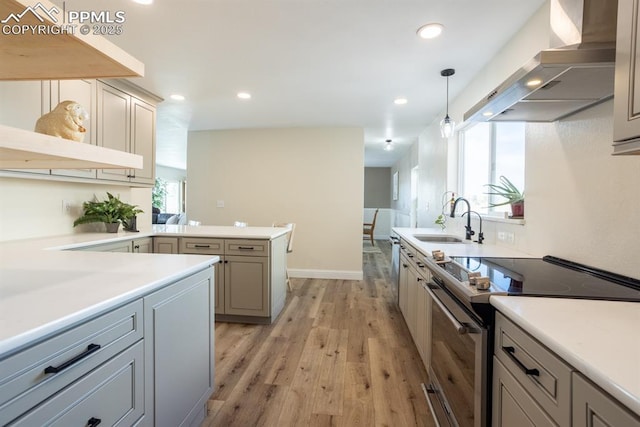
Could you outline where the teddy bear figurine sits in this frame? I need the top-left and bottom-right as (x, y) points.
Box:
(35, 100), (89, 142)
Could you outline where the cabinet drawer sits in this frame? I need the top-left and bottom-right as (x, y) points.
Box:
(494, 312), (572, 426)
(180, 238), (224, 255)
(0, 300), (143, 425)
(10, 341), (144, 426)
(225, 239), (269, 256)
(399, 240), (417, 262)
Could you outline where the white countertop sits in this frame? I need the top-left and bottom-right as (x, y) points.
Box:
(152, 224), (289, 240)
(393, 227), (535, 258)
(491, 296), (640, 416)
(0, 225), (288, 357)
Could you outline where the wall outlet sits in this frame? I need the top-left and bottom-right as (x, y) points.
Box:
(497, 231), (515, 244)
(62, 200), (72, 215)
(216, 200), (225, 208)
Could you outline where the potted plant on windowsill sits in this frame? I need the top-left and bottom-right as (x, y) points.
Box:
(484, 176), (525, 218)
(73, 192), (143, 233)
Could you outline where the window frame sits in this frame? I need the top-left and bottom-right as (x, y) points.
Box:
(457, 121), (525, 218)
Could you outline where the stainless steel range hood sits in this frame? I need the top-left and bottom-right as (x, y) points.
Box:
(464, 0), (618, 123)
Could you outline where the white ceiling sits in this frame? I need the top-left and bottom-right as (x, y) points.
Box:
(61, 0), (545, 170)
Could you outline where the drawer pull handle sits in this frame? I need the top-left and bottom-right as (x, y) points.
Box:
(502, 346), (540, 376)
(88, 417), (102, 427)
(194, 245), (211, 248)
(44, 343), (101, 375)
(237, 246), (255, 250)
(408, 254), (414, 258)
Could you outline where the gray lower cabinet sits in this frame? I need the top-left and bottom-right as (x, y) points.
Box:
(132, 237), (153, 253)
(493, 357), (558, 426)
(224, 255), (269, 316)
(572, 373), (640, 427)
(153, 236), (179, 254)
(178, 236), (286, 322)
(398, 253), (409, 317)
(0, 267), (215, 427)
(494, 312), (573, 426)
(143, 268), (215, 427)
(397, 239), (431, 372)
(179, 238), (225, 314)
(494, 312), (640, 427)
(10, 341), (145, 426)
(71, 238), (151, 253)
(0, 300), (144, 426)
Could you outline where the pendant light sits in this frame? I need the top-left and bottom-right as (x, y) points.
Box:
(440, 68), (455, 139)
(384, 139), (394, 151)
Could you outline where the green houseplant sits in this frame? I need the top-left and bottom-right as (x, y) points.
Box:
(484, 175), (525, 218)
(73, 192), (143, 233)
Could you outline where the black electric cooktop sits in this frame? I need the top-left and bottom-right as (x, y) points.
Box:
(447, 255), (640, 302)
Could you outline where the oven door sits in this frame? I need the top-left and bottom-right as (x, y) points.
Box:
(425, 279), (488, 427)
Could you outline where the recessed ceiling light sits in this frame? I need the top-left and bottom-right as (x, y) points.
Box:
(132, 0), (153, 5)
(170, 94), (185, 101)
(237, 92), (251, 99)
(394, 98), (408, 105)
(416, 23), (444, 39)
(526, 78), (543, 87)
(482, 111), (493, 117)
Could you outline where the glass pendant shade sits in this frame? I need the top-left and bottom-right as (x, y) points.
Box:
(440, 115), (455, 138)
(440, 68), (455, 139)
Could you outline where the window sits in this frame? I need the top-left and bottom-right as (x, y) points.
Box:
(153, 177), (186, 213)
(459, 122), (525, 215)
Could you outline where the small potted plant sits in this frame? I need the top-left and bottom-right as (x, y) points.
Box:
(484, 176), (525, 218)
(74, 192), (143, 233)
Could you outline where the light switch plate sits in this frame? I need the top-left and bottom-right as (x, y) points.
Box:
(216, 200), (224, 208)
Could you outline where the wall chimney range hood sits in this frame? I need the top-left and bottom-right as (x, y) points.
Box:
(464, 0), (618, 123)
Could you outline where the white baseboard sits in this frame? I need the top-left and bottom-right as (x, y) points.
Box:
(288, 269), (363, 281)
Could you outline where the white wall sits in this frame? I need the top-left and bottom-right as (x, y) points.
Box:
(364, 207), (391, 240)
(393, 1), (640, 279)
(0, 178), (152, 241)
(156, 165), (186, 181)
(187, 127), (365, 280)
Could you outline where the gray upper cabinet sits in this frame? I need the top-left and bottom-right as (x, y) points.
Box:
(0, 78), (158, 184)
(613, 0), (640, 154)
(50, 79), (97, 179)
(97, 80), (157, 185)
(0, 80), (50, 175)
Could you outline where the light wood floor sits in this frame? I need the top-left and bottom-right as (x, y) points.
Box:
(202, 240), (435, 427)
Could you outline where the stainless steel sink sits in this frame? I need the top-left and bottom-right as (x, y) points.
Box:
(413, 235), (463, 243)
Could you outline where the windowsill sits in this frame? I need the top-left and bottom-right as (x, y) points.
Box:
(481, 214), (526, 225)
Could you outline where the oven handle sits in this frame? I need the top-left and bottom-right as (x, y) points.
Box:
(425, 283), (467, 335)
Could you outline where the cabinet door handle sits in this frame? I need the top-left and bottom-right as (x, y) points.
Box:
(44, 343), (101, 375)
(237, 246), (255, 250)
(502, 346), (540, 376)
(194, 244), (211, 248)
(402, 264), (408, 268)
(134, 245), (140, 250)
(87, 417), (102, 427)
(408, 254), (414, 258)
(417, 277), (423, 282)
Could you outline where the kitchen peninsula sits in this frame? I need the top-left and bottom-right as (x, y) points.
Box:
(0, 225), (288, 426)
